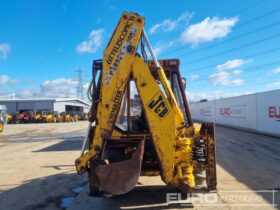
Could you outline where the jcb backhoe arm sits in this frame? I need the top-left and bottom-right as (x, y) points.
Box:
(75, 12), (144, 175)
(75, 12), (217, 195)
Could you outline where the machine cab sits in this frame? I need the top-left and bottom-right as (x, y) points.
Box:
(91, 59), (192, 133)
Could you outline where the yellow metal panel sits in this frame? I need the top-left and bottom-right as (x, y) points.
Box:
(75, 12), (145, 174)
(132, 57), (195, 188)
(132, 57), (181, 184)
(193, 123), (202, 135)
(100, 12), (145, 136)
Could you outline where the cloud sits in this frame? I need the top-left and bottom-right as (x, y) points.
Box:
(227, 78), (244, 86)
(208, 58), (251, 86)
(209, 70), (244, 86)
(76, 29), (105, 53)
(216, 59), (251, 71)
(273, 67), (280, 74)
(0, 75), (19, 98)
(209, 70), (245, 86)
(5, 78), (76, 98)
(0, 75), (9, 86)
(40, 78), (78, 97)
(83, 83), (90, 90)
(149, 12), (193, 34)
(266, 81), (280, 88)
(209, 59), (246, 86)
(0, 92), (14, 99)
(0, 76), (92, 99)
(0, 43), (11, 60)
(186, 91), (207, 102)
(187, 90), (252, 102)
(190, 75), (199, 81)
(16, 89), (40, 98)
(0, 75), (18, 86)
(268, 67), (280, 75)
(180, 16), (238, 45)
(232, 69), (243, 75)
(153, 40), (175, 56)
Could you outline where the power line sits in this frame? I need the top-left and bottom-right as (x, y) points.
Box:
(188, 72), (277, 88)
(228, 0), (265, 16)
(161, 7), (280, 57)
(166, 21), (280, 58)
(183, 60), (280, 81)
(181, 33), (280, 65)
(235, 7), (280, 29)
(187, 74), (279, 89)
(187, 74), (280, 89)
(187, 81), (280, 94)
(75, 69), (84, 100)
(182, 61), (280, 87)
(181, 46), (280, 72)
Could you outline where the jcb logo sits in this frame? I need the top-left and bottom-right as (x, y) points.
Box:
(148, 92), (169, 118)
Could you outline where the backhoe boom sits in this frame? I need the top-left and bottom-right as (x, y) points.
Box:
(75, 12), (217, 195)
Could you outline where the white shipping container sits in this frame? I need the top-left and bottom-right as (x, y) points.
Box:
(196, 101), (215, 122)
(189, 103), (197, 119)
(189, 89), (279, 136)
(215, 94), (257, 130)
(256, 90), (280, 135)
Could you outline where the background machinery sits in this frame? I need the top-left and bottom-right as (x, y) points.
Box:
(53, 111), (62, 123)
(76, 12), (216, 196)
(8, 113), (20, 124)
(20, 110), (35, 123)
(43, 111), (55, 123)
(0, 105), (7, 133)
(70, 111), (79, 122)
(61, 112), (72, 122)
(35, 111), (44, 123)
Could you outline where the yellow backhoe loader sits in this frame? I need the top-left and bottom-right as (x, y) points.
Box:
(61, 112), (72, 122)
(53, 111), (62, 123)
(43, 111), (55, 123)
(35, 111), (45, 123)
(75, 12), (216, 196)
(7, 113), (13, 124)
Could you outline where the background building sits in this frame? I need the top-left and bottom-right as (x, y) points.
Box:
(0, 98), (90, 114)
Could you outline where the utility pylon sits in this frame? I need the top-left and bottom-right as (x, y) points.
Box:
(75, 69), (84, 100)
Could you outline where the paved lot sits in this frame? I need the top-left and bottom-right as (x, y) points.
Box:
(0, 122), (88, 210)
(0, 123), (279, 210)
